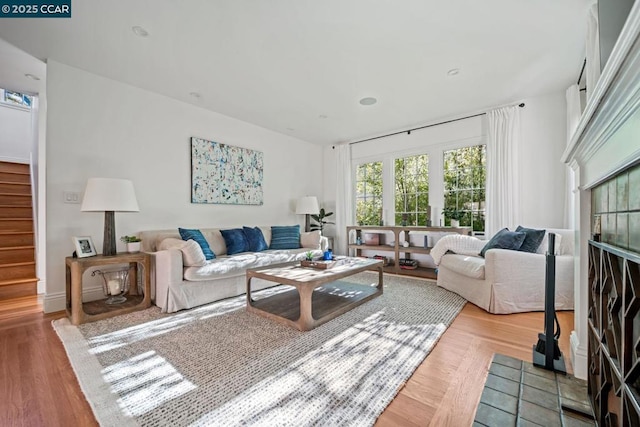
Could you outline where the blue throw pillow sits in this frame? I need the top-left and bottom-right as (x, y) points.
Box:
(220, 228), (250, 255)
(479, 228), (526, 257)
(178, 228), (215, 260)
(270, 225), (301, 250)
(515, 226), (546, 253)
(243, 226), (268, 252)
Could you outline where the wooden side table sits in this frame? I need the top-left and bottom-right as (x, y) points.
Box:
(65, 252), (151, 325)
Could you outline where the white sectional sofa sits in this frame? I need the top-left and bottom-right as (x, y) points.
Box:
(433, 228), (575, 314)
(140, 227), (328, 313)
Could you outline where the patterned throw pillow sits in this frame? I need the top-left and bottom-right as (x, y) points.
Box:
(479, 228), (526, 257)
(220, 228), (250, 255)
(243, 226), (268, 252)
(269, 225), (301, 250)
(515, 226), (546, 253)
(178, 228), (215, 260)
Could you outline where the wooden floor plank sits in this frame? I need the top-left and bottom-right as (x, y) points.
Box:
(0, 293), (574, 426)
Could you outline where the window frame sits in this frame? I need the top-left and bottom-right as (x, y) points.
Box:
(351, 136), (485, 228)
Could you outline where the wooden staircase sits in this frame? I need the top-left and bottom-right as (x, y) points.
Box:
(0, 161), (37, 300)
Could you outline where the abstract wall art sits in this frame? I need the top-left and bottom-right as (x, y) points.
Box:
(191, 137), (264, 205)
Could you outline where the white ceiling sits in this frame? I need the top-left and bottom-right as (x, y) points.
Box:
(0, 0), (590, 145)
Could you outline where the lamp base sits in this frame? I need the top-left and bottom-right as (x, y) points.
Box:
(305, 214), (312, 232)
(103, 211), (117, 256)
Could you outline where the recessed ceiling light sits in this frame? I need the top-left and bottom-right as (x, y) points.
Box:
(447, 68), (460, 76)
(319, 114), (328, 119)
(359, 97), (377, 106)
(189, 92), (201, 99)
(24, 73), (40, 81)
(132, 26), (149, 37)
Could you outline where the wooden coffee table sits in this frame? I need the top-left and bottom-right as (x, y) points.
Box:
(246, 257), (383, 331)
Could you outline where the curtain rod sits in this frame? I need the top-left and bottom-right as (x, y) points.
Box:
(577, 58), (587, 86)
(335, 102), (525, 148)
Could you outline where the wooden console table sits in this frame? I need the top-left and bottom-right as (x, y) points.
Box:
(65, 252), (151, 325)
(346, 225), (472, 279)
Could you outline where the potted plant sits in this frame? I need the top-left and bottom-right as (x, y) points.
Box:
(120, 235), (142, 253)
(443, 209), (464, 228)
(310, 208), (334, 235)
(305, 250), (314, 261)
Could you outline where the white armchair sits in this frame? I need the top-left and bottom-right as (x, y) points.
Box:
(434, 228), (575, 314)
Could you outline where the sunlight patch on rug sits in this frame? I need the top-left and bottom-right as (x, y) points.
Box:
(193, 311), (446, 426)
(104, 351), (197, 417)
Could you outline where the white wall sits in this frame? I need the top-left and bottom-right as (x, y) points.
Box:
(323, 91), (568, 241)
(44, 60), (322, 312)
(0, 95), (32, 163)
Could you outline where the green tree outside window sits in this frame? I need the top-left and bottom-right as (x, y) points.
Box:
(443, 145), (486, 232)
(355, 161), (383, 225)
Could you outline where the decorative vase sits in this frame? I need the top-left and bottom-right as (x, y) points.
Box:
(126, 241), (141, 253)
(95, 269), (130, 304)
(450, 219), (460, 228)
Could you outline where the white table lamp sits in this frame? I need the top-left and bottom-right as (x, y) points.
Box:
(81, 178), (139, 256)
(295, 196), (319, 232)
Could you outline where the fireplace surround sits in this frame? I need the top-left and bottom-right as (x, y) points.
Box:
(562, 3), (640, 424)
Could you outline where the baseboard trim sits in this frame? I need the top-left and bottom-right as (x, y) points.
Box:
(570, 330), (588, 380)
(43, 286), (104, 313)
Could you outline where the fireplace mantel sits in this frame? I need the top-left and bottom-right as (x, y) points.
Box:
(563, 3), (640, 187)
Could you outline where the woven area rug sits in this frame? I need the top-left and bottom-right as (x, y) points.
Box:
(53, 272), (465, 427)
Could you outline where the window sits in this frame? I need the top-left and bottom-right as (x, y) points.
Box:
(355, 161), (383, 225)
(394, 154), (429, 226)
(2, 89), (32, 108)
(444, 145), (486, 232)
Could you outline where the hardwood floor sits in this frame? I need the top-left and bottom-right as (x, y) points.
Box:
(377, 303), (574, 426)
(0, 295), (573, 427)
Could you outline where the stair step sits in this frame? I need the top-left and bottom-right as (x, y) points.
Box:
(0, 206), (32, 218)
(0, 182), (30, 195)
(0, 219), (33, 232)
(0, 247), (35, 264)
(0, 262), (36, 281)
(0, 193), (31, 206)
(0, 232), (34, 248)
(0, 171), (30, 184)
(0, 162), (29, 175)
(0, 279), (37, 300)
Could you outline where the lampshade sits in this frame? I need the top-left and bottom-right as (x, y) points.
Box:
(81, 178), (139, 256)
(295, 196), (319, 215)
(81, 178), (139, 212)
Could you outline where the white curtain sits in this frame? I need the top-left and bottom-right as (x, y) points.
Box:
(485, 106), (521, 238)
(564, 84), (582, 228)
(334, 144), (353, 255)
(586, 2), (601, 101)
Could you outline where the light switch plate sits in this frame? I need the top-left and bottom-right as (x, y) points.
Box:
(63, 191), (81, 204)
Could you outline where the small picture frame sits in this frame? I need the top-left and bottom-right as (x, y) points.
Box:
(72, 236), (97, 258)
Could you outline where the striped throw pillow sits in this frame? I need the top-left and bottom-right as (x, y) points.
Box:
(178, 228), (215, 260)
(269, 225), (301, 250)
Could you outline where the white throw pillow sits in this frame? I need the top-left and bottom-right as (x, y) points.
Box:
(300, 230), (322, 249)
(158, 237), (186, 251)
(537, 232), (563, 255)
(181, 239), (207, 266)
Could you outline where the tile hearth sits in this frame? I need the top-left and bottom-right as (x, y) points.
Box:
(473, 354), (595, 426)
